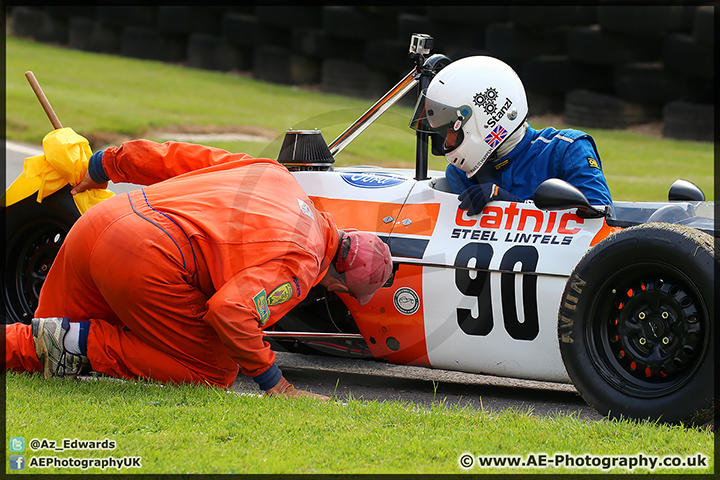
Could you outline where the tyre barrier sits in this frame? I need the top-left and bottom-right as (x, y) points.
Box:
(6, 5), (715, 141)
(693, 6), (714, 46)
(486, 23), (568, 64)
(662, 101), (715, 143)
(663, 33), (714, 81)
(120, 26), (186, 63)
(253, 46), (320, 85)
(96, 5), (157, 30)
(597, 5), (695, 33)
(567, 25), (664, 66)
(522, 55), (612, 95)
(613, 62), (682, 106)
(187, 33), (251, 72)
(565, 90), (661, 129)
(321, 59), (395, 100)
(158, 6), (223, 36)
(508, 5), (597, 28)
(67, 16), (96, 52)
(9, 6), (68, 45)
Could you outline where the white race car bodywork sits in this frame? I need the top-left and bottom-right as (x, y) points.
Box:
(293, 167), (608, 383)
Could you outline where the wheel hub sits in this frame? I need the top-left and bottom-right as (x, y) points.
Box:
(599, 272), (708, 396)
(642, 315), (668, 341)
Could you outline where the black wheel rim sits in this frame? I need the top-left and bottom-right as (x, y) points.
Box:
(586, 261), (709, 398)
(3, 220), (69, 324)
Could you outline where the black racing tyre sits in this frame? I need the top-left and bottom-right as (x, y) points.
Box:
(558, 223), (716, 426)
(3, 186), (81, 324)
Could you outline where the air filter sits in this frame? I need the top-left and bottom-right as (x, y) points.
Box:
(277, 129), (335, 171)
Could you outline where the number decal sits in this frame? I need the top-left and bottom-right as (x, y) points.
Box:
(454, 243), (494, 335)
(454, 243), (539, 341)
(499, 246), (539, 340)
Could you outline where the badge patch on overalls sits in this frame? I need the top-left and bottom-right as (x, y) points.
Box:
(252, 289), (270, 325)
(268, 282), (293, 306)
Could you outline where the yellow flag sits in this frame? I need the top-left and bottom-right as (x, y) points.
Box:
(4, 127), (114, 214)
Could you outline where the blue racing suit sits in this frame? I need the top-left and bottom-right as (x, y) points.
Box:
(446, 125), (613, 206)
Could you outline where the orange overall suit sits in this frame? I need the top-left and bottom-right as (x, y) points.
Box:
(6, 140), (339, 387)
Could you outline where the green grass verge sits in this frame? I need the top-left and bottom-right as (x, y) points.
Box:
(5, 35), (714, 200)
(5, 372), (714, 475)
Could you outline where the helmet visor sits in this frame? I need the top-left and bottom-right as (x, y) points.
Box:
(409, 92), (473, 133)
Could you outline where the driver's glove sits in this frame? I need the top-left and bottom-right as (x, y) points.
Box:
(458, 183), (521, 216)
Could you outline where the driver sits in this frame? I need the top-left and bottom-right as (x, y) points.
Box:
(410, 55), (612, 215)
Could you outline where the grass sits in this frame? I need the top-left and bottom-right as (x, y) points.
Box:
(5, 372), (714, 475)
(4, 36), (717, 475)
(5, 35), (714, 201)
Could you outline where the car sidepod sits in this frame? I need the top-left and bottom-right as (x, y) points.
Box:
(395, 179), (610, 382)
(295, 170), (610, 383)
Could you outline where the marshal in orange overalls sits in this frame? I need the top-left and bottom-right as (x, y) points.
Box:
(6, 140), (339, 387)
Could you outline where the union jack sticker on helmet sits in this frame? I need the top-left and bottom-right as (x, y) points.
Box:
(484, 125), (508, 149)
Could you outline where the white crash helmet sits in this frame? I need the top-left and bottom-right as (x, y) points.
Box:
(410, 56), (528, 177)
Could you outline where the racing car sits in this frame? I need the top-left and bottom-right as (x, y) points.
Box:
(4, 35), (716, 427)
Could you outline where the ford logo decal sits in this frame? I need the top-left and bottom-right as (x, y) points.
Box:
(341, 172), (408, 189)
